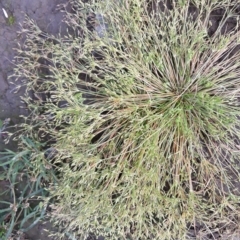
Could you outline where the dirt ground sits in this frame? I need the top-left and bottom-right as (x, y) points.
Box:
(0, 0), (68, 239)
(0, 0), (68, 151)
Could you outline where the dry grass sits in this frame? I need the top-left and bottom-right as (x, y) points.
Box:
(11, 0), (240, 239)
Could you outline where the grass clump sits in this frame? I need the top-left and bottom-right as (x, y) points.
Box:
(12, 0), (240, 239)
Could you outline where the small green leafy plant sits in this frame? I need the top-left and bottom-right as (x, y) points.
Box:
(0, 137), (56, 239)
(11, 0), (240, 239)
(7, 15), (15, 26)
(0, 223), (6, 238)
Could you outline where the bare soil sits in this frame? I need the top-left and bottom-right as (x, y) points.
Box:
(0, 0), (68, 239)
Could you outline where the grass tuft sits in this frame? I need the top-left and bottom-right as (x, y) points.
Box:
(12, 0), (240, 239)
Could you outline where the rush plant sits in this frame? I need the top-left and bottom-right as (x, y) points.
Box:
(12, 0), (240, 239)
